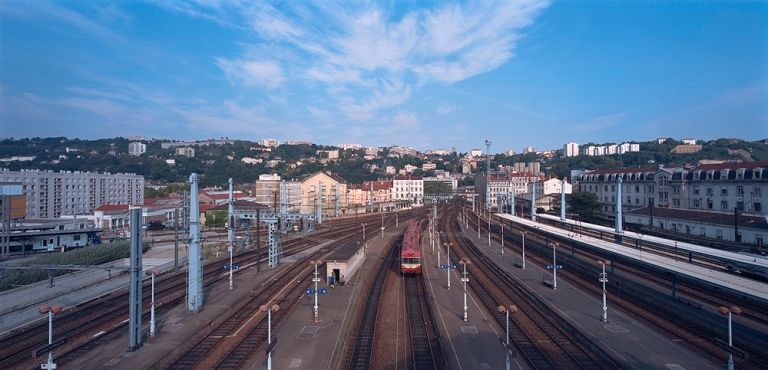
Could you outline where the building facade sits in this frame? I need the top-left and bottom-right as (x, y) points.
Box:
(128, 142), (146, 156)
(0, 169), (144, 219)
(475, 172), (540, 209)
(393, 176), (423, 206)
(564, 143), (580, 157)
(301, 171), (349, 216)
(574, 161), (768, 218)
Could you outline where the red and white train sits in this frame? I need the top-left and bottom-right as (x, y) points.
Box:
(400, 220), (422, 274)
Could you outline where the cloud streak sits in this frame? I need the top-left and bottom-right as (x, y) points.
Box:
(192, 1), (550, 122)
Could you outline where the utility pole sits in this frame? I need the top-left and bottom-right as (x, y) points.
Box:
(485, 139), (492, 210)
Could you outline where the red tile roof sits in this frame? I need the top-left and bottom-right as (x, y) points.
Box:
(95, 204), (130, 212)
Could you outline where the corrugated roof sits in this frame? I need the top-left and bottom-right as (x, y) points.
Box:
(626, 207), (768, 231)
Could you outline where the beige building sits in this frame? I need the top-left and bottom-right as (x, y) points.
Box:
(347, 180), (393, 212)
(301, 171), (348, 217)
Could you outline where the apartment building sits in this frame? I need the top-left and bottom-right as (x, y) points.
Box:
(301, 171), (348, 216)
(252, 174), (302, 212)
(128, 142), (146, 156)
(575, 161), (768, 217)
(0, 169), (144, 219)
(393, 176), (423, 206)
(475, 172), (540, 209)
(347, 180), (393, 211)
(564, 143), (580, 157)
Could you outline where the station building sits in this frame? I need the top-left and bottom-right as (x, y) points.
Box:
(325, 241), (366, 285)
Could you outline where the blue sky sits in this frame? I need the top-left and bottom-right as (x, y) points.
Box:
(1, 1), (766, 152)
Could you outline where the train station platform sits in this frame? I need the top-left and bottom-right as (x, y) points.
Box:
(457, 219), (719, 369)
(499, 214), (768, 303)
(421, 236), (528, 369)
(244, 223), (405, 370)
(536, 213), (768, 269)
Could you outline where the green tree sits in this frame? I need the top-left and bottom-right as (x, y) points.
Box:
(568, 192), (602, 220)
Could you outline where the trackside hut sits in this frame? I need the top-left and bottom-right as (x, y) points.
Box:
(325, 241), (366, 285)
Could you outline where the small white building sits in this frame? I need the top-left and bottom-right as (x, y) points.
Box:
(325, 241), (366, 285)
(530, 178), (573, 195)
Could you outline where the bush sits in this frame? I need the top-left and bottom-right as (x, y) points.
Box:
(0, 240), (147, 292)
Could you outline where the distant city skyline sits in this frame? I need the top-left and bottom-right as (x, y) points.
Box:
(1, 1), (766, 152)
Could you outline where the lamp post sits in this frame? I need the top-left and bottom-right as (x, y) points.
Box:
(488, 214), (491, 247)
(310, 261), (320, 323)
(459, 259), (471, 321)
(381, 213), (384, 238)
(228, 242), (234, 291)
(552, 243), (558, 289)
(145, 271), (157, 337)
(597, 260), (610, 322)
(497, 304), (518, 370)
(718, 305), (742, 370)
(501, 222), (504, 256)
(361, 223), (367, 251)
(521, 230), (527, 269)
(445, 242), (452, 290)
(260, 304), (281, 370)
(477, 211), (481, 239)
(39, 304), (63, 370)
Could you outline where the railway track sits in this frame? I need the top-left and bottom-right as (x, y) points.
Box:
(0, 215), (386, 370)
(159, 249), (327, 369)
(468, 207), (768, 369)
(403, 274), (446, 370)
(346, 239), (398, 370)
(444, 207), (619, 369)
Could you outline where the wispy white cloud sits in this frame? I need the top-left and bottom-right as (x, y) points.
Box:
(437, 103), (457, 115)
(216, 59), (286, 89)
(165, 0), (549, 123)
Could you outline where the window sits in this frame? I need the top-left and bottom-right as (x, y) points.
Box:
(672, 199), (680, 207)
(693, 199), (700, 208)
(74, 235), (81, 241)
(716, 229), (723, 240)
(754, 187), (762, 197)
(707, 187), (713, 196)
(755, 202), (762, 213)
(736, 201), (744, 211)
(721, 200), (728, 210)
(635, 185), (640, 193)
(721, 187), (728, 196)
(737, 186), (744, 196)
(699, 227), (706, 237)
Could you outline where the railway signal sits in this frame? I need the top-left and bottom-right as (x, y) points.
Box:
(719, 305), (743, 370)
(145, 271), (157, 337)
(260, 304), (280, 370)
(597, 260), (610, 322)
(310, 261), (321, 323)
(38, 304), (63, 370)
(497, 304), (519, 370)
(460, 259), (471, 322)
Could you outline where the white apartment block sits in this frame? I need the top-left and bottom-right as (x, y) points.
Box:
(338, 144), (362, 150)
(393, 176), (423, 206)
(564, 143), (580, 157)
(175, 147), (195, 157)
(469, 149), (483, 157)
(682, 138), (697, 145)
(258, 139), (280, 147)
(128, 142), (146, 156)
(0, 169), (144, 219)
(422, 162), (437, 171)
